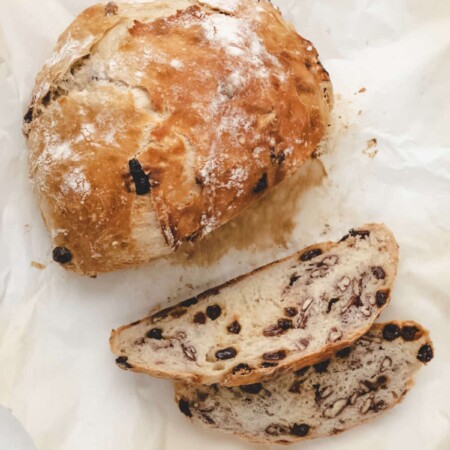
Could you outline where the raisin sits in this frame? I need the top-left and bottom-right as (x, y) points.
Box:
(253, 173), (268, 193)
(372, 400), (386, 412)
(336, 347), (351, 358)
(194, 312), (206, 324)
(52, 247), (72, 264)
(178, 399), (192, 417)
(146, 328), (163, 340)
(349, 229), (370, 239)
(313, 359), (330, 373)
(263, 350), (287, 361)
(339, 234), (350, 242)
(294, 366), (310, 377)
(24, 107), (33, 123)
(376, 290), (389, 307)
(227, 321), (241, 334)
(417, 344), (433, 363)
(327, 298), (340, 313)
(170, 308), (187, 319)
(277, 152), (285, 165)
(371, 266), (386, 280)
(232, 363), (252, 375)
(260, 362), (278, 368)
(289, 274), (300, 286)
(116, 356), (132, 369)
(195, 176), (203, 187)
(263, 319), (293, 337)
(300, 248), (323, 262)
(151, 307), (173, 323)
(290, 423), (310, 437)
(197, 391), (209, 402)
(401, 326), (420, 341)
(240, 383), (262, 394)
(278, 319), (293, 330)
(382, 324), (400, 341)
(206, 304), (222, 320)
(215, 347), (237, 360)
(42, 91), (51, 106)
(289, 380), (303, 394)
(129, 159), (150, 195)
(180, 297), (198, 307)
(284, 307), (298, 317)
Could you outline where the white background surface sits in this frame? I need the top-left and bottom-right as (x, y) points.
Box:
(0, 0), (449, 449)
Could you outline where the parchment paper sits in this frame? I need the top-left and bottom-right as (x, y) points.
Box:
(0, 0), (449, 449)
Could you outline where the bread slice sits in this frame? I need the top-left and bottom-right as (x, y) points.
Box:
(174, 321), (434, 445)
(110, 223), (399, 385)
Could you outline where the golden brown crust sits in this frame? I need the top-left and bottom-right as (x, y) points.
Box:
(110, 224), (399, 386)
(25, 0), (332, 274)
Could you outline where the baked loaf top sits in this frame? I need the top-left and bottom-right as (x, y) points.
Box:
(24, 0), (332, 275)
(174, 321), (434, 445)
(110, 224), (399, 386)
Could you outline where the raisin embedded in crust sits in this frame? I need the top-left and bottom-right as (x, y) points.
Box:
(376, 290), (389, 307)
(336, 347), (351, 358)
(417, 344), (433, 363)
(206, 304), (222, 320)
(313, 359), (330, 373)
(401, 326), (420, 341)
(349, 229), (370, 239)
(240, 383), (263, 394)
(300, 248), (323, 262)
(178, 399), (192, 417)
(215, 347), (237, 360)
(253, 173), (268, 193)
(180, 297), (198, 307)
(53, 247), (72, 264)
(24, 107), (33, 123)
(129, 159), (150, 195)
(290, 423), (310, 437)
(382, 324), (401, 341)
(116, 356), (133, 369)
(146, 328), (163, 340)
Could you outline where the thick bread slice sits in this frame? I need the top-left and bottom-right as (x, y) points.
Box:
(110, 223), (399, 386)
(174, 321), (434, 445)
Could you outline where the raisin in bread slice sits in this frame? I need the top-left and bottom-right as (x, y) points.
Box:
(175, 321), (434, 445)
(110, 223), (399, 386)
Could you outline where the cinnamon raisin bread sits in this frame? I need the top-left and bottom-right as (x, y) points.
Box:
(110, 223), (399, 386)
(24, 0), (333, 275)
(174, 321), (434, 445)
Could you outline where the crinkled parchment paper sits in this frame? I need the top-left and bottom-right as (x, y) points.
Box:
(0, 0), (449, 449)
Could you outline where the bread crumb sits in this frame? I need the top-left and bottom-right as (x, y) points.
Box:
(357, 87), (366, 94)
(31, 261), (46, 270)
(363, 139), (378, 159)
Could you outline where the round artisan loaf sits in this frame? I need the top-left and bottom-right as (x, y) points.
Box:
(24, 0), (333, 275)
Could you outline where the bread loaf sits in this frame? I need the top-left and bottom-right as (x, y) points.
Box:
(174, 321), (434, 445)
(110, 224), (399, 386)
(24, 0), (333, 275)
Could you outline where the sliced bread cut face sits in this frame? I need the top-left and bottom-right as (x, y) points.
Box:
(174, 322), (434, 445)
(110, 223), (399, 386)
